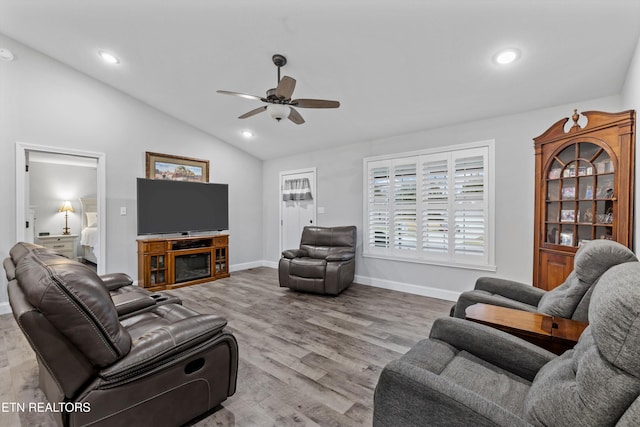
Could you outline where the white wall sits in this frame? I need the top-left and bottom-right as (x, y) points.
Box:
(263, 95), (623, 300)
(622, 33), (640, 250)
(0, 34), (264, 307)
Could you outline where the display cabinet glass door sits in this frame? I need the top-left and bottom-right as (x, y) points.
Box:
(215, 247), (227, 275)
(148, 254), (167, 286)
(545, 142), (614, 248)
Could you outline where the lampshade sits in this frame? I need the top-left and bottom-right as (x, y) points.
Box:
(267, 104), (290, 121)
(59, 201), (74, 213)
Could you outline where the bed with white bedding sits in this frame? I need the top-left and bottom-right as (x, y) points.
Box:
(80, 197), (99, 264)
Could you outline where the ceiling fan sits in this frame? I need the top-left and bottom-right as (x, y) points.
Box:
(217, 54), (340, 125)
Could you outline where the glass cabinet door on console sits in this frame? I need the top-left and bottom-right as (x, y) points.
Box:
(533, 110), (635, 291)
(149, 254), (167, 286)
(213, 236), (228, 277)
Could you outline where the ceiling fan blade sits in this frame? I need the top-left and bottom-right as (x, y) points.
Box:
(238, 106), (267, 119)
(275, 76), (296, 99)
(217, 90), (265, 102)
(288, 107), (305, 125)
(291, 98), (340, 109)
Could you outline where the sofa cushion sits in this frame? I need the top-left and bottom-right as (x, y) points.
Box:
(299, 226), (356, 259)
(589, 262), (640, 376)
(401, 338), (530, 419)
(290, 257), (327, 278)
(15, 250), (131, 367)
(537, 240), (637, 318)
(10, 241), (59, 264)
(526, 261), (640, 426)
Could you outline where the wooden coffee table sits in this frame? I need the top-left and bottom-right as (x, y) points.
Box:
(464, 303), (588, 355)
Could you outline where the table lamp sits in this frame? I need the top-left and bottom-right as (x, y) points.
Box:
(59, 200), (74, 235)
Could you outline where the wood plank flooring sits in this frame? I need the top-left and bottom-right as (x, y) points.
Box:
(0, 267), (452, 426)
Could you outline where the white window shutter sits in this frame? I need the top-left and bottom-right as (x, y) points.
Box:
(393, 162), (417, 251)
(368, 163), (391, 248)
(452, 149), (487, 261)
(421, 156), (449, 254)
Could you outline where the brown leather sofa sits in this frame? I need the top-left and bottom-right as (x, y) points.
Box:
(279, 225), (356, 295)
(4, 242), (238, 427)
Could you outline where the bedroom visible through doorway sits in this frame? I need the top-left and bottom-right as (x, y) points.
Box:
(15, 143), (106, 274)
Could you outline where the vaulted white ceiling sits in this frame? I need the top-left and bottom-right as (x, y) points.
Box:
(1, 1), (639, 160)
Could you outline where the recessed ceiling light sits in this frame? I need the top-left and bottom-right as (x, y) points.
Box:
(0, 48), (15, 62)
(241, 130), (254, 138)
(98, 50), (120, 65)
(494, 48), (520, 65)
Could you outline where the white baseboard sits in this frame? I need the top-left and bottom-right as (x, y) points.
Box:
(259, 260), (279, 269)
(355, 274), (460, 302)
(229, 260), (270, 272)
(230, 263), (460, 301)
(0, 302), (11, 315)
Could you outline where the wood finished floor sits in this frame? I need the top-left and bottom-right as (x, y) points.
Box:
(0, 267), (452, 427)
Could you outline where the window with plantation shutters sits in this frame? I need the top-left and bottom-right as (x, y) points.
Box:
(364, 142), (494, 269)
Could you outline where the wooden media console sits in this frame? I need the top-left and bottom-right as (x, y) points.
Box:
(137, 234), (229, 291)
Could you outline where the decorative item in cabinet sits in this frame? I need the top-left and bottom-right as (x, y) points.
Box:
(533, 110), (635, 291)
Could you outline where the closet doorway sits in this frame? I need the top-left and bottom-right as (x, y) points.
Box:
(15, 142), (106, 274)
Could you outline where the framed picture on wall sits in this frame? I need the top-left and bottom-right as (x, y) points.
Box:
(145, 152), (209, 182)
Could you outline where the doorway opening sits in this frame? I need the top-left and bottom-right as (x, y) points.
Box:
(279, 167), (317, 254)
(15, 142), (107, 274)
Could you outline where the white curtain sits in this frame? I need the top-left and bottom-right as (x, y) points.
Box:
(283, 178), (313, 201)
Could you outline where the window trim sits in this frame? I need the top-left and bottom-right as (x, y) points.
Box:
(362, 140), (496, 271)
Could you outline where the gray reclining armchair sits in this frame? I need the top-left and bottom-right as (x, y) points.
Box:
(279, 225), (356, 295)
(451, 240), (637, 321)
(5, 242), (238, 426)
(374, 261), (640, 426)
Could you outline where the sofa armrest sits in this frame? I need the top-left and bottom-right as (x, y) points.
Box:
(100, 312), (228, 380)
(282, 249), (307, 259)
(111, 292), (156, 317)
(326, 252), (355, 262)
(474, 276), (546, 306)
(429, 317), (555, 381)
(100, 273), (134, 291)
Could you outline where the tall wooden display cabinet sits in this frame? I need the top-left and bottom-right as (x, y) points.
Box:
(533, 110), (635, 290)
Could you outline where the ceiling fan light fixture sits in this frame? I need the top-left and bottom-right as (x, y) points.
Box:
(267, 104), (290, 121)
(240, 129), (254, 138)
(0, 48), (15, 62)
(98, 49), (120, 65)
(493, 48), (520, 65)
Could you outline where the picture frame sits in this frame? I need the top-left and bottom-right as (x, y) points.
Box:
(584, 185), (593, 199)
(560, 232), (574, 246)
(561, 186), (575, 199)
(145, 152), (209, 182)
(560, 209), (575, 222)
(548, 168), (561, 179)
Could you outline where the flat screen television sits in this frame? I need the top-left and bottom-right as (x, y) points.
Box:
(137, 178), (229, 235)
